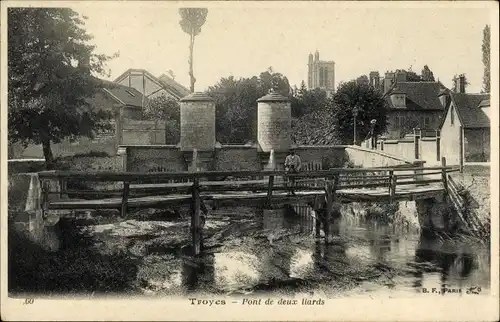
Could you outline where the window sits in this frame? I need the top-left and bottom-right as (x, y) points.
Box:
(450, 107), (455, 125)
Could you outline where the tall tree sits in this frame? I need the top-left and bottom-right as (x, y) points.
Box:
(328, 81), (389, 145)
(8, 8), (117, 168)
(179, 8), (208, 93)
(482, 24), (490, 93)
(421, 65), (435, 81)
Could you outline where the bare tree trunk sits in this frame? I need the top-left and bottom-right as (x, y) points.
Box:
(188, 32), (196, 93)
(42, 139), (54, 170)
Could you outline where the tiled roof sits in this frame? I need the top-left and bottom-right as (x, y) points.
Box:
(386, 82), (445, 111)
(96, 78), (147, 108)
(451, 93), (490, 128)
(158, 74), (191, 99)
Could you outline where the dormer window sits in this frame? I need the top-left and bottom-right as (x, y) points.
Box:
(390, 89), (406, 108)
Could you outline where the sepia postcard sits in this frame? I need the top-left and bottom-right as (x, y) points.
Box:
(1, 1), (499, 321)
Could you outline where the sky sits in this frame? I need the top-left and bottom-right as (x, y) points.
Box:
(73, 2), (493, 93)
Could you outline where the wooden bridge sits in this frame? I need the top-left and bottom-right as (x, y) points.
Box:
(38, 158), (459, 254)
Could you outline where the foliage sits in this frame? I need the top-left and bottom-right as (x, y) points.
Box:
(421, 65), (435, 81)
(207, 68), (289, 143)
(143, 95), (181, 144)
(482, 25), (490, 93)
(178, 8), (208, 92)
(356, 75), (370, 86)
(8, 8), (117, 168)
(290, 81), (329, 117)
(328, 80), (389, 145)
(292, 109), (343, 145)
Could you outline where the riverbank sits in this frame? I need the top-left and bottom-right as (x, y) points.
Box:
(8, 201), (490, 297)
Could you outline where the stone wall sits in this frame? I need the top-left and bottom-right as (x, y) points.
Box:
(123, 144), (346, 173)
(126, 145), (187, 172)
(62, 156), (124, 172)
(345, 145), (414, 168)
(215, 146), (261, 171)
(450, 166), (491, 231)
(122, 119), (166, 145)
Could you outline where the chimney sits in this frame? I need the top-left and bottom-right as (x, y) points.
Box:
(395, 70), (407, 83)
(383, 71), (395, 93)
(455, 74), (466, 93)
(369, 71), (380, 88)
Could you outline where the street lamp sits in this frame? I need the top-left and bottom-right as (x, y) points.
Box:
(352, 106), (359, 145)
(370, 119), (377, 149)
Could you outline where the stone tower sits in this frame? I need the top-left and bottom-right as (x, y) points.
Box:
(179, 92), (215, 151)
(257, 91), (292, 153)
(307, 51), (335, 95)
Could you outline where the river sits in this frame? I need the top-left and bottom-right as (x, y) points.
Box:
(8, 201), (491, 298)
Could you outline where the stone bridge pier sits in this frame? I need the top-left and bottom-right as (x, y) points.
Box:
(415, 195), (456, 234)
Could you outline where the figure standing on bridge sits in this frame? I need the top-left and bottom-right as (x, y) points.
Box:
(284, 149), (301, 196)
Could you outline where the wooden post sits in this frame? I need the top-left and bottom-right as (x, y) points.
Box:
(388, 170), (396, 203)
(120, 181), (130, 218)
(324, 180), (333, 244)
(266, 175), (274, 208)
(40, 180), (49, 219)
(441, 157), (449, 196)
(191, 177), (202, 255)
(435, 130), (441, 161)
(58, 178), (66, 199)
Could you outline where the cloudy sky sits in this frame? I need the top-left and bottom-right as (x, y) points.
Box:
(74, 1), (493, 93)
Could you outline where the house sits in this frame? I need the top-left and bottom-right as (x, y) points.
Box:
(113, 69), (190, 101)
(372, 70), (447, 139)
(439, 75), (490, 166)
(8, 82), (164, 159)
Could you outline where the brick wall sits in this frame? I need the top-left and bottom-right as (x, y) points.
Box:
(180, 101), (215, 151)
(257, 102), (292, 152)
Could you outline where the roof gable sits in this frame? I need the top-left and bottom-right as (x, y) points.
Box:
(450, 93), (490, 128)
(113, 69), (190, 100)
(385, 82), (445, 111)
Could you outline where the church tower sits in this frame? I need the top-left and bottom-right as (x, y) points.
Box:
(307, 51), (335, 95)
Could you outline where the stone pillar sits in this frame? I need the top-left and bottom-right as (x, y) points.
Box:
(257, 92), (292, 153)
(179, 92), (216, 171)
(435, 130), (441, 161)
(180, 92), (215, 151)
(416, 197), (452, 234)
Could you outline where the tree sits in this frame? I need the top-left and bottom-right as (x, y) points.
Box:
(8, 8), (117, 168)
(356, 75), (370, 86)
(482, 24), (490, 93)
(328, 81), (389, 145)
(179, 8), (208, 93)
(143, 95), (181, 144)
(421, 65), (435, 81)
(207, 68), (292, 143)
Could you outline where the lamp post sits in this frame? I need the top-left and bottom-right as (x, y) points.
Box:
(370, 119), (377, 149)
(352, 106), (359, 145)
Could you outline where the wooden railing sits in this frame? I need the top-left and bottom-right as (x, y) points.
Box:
(38, 162), (459, 254)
